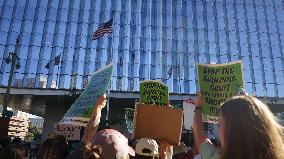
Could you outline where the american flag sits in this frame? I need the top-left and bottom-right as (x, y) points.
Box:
(92, 19), (113, 40)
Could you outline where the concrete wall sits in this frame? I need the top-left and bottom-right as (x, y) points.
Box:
(41, 96), (68, 140)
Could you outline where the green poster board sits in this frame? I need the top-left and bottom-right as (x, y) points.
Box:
(60, 64), (113, 126)
(197, 61), (244, 123)
(140, 80), (169, 106)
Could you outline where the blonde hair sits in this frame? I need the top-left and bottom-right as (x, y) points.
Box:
(220, 96), (284, 159)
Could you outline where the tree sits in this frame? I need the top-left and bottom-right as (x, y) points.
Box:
(24, 123), (40, 142)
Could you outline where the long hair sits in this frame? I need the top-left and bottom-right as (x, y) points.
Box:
(67, 144), (101, 159)
(220, 96), (284, 159)
(0, 144), (28, 159)
(37, 135), (69, 159)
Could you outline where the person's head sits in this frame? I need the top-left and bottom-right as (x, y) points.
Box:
(219, 95), (284, 159)
(0, 136), (11, 148)
(67, 144), (102, 159)
(37, 135), (69, 159)
(0, 143), (29, 159)
(135, 138), (159, 159)
(11, 138), (22, 144)
(92, 129), (135, 159)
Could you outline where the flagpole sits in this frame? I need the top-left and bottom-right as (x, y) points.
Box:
(56, 53), (62, 89)
(106, 15), (115, 124)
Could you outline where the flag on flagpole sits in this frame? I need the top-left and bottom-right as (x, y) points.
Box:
(92, 19), (113, 40)
(45, 55), (61, 69)
(167, 65), (173, 79)
(54, 55), (61, 65)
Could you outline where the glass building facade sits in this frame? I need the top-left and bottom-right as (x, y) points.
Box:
(0, 0), (284, 97)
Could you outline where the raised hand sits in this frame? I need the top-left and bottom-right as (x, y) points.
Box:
(194, 93), (205, 108)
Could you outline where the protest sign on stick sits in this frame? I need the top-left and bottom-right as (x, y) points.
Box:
(60, 64), (113, 126)
(140, 80), (169, 106)
(197, 60), (244, 123)
(54, 123), (81, 140)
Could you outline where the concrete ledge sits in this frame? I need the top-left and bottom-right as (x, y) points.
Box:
(0, 87), (283, 103)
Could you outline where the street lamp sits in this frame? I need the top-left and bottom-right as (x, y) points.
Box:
(2, 37), (21, 118)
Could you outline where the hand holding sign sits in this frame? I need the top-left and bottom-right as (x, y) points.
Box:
(195, 94), (205, 108)
(94, 94), (107, 111)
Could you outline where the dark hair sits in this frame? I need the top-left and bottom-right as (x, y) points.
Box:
(0, 144), (29, 159)
(37, 135), (69, 159)
(0, 136), (11, 148)
(11, 138), (22, 144)
(220, 96), (284, 159)
(67, 144), (101, 159)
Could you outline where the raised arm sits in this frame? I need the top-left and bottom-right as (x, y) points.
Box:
(193, 94), (207, 152)
(82, 94), (107, 145)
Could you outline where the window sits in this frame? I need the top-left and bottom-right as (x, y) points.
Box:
(54, 34), (65, 47)
(21, 33), (31, 46)
(23, 20), (33, 33)
(14, 7), (25, 20)
(18, 46), (28, 59)
(70, 9), (79, 22)
(3, 5), (13, 19)
(25, 7), (36, 20)
(37, 7), (47, 21)
(46, 21), (56, 33)
(28, 0), (37, 7)
(0, 32), (8, 45)
(41, 46), (52, 60)
(17, 0), (26, 7)
(11, 20), (22, 33)
(48, 8), (58, 22)
(50, 0), (59, 9)
(0, 19), (11, 32)
(34, 21), (45, 33)
(59, 9), (69, 22)
(30, 46), (40, 59)
(67, 22), (78, 35)
(8, 32), (19, 45)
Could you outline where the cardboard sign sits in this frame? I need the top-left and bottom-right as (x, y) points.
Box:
(125, 108), (135, 133)
(197, 60), (244, 123)
(54, 123), (81, 140)
(140, 80), (169, 106)
(183, 99), (195, 130)
(133, 104), (183, 146)
(60, 64), (113, 126)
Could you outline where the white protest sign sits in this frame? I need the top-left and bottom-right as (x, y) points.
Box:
(183, 98), (195, 130)
(54, 123), (81, 140)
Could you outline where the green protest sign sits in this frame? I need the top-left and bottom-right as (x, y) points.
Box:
(197, 61), (244, 123)
(60, 64), (113, 126)
(140, 80), (169, 106)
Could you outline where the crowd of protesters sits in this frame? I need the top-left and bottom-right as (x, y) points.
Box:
(1, 94), (284, 159)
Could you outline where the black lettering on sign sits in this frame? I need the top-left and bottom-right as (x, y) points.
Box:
(203, 67), (235, 75)
(205, 97), (227, 106)
(209, 107), (219, 115)
(209, 84), (230, 92)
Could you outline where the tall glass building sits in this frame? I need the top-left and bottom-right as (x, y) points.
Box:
(0, 0), (284, 97)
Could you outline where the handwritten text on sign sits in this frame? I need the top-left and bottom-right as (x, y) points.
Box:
(60, 64), (113, 126)
(140, 81), (169, 106)
(54, 123), (81, 140)
(197, 61), (244, 122)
